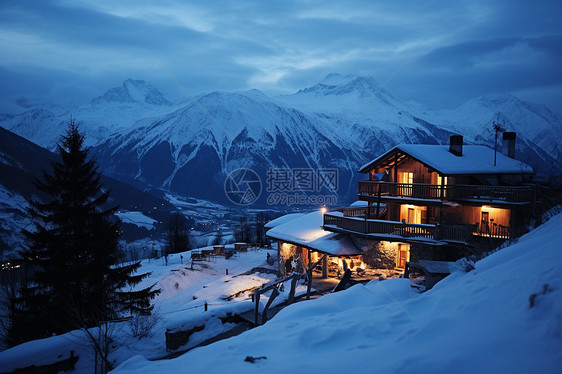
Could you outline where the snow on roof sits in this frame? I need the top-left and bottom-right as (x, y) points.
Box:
(308, 234), (363, 256)
(419, 260), (454, 274)
(349, 200), (369, 207)
(264, 213), (306, 229)
(267, 211), (329, 245)
(360, 144), (534, 175)
(266, 211), (362, 256)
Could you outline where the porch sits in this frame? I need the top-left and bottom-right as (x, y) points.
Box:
(358, 181), (534, 204)
(323, 212), (474, 243)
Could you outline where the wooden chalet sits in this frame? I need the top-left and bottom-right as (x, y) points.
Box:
(268, 133), (537, 278)
(323, 133), (536, 268)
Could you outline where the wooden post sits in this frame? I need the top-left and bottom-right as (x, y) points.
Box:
(322, 255), (328, 279)
(261, 288), (280, 324)
(306, 267), (313, 300)
(375, 182), (382, 218)
(254, 293), (261, 325)
(333, 269), (352, 292)
(393, 153), (398, 183)
(404, 262), (410, 279)
(288, 274), (298, 304)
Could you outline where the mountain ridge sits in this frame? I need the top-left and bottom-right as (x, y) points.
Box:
(2, 75), (561, 205)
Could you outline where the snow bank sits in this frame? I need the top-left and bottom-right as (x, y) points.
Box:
(113, 214), (562, 374)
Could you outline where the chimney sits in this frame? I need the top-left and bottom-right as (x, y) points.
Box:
(502, 132), (516, 159)
(449, 135), (463, 156)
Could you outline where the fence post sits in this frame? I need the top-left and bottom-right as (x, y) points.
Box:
(288, 274), (298, 305)
(306, 268), (313, 300)
(261, 288), (279, 324)
(254, 293), (260, 325)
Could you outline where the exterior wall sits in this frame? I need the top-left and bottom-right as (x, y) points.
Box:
(278, 241), (298, 274)
(277, 241), (310, 275)
(392, 204), (439, 224)
(359, 239), (409, 269)
(441, 205), (511, 227)
(387, 203), (401, 221)
(391, 157), (433, 184)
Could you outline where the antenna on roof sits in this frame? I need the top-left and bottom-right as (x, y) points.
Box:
(493, 121), (505, 166)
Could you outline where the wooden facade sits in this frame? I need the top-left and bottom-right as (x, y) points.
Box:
(325, 141), (535, 245)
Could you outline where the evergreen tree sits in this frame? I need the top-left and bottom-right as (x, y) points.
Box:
(212, 227), (223, 245)
(8, 121), (159, 346)
(233, 217), (253, 243)
(165, 213), (190, 256)
(254, 212), (270, 246)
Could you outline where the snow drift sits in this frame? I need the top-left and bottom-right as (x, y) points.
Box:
(113, 213), (562, 374)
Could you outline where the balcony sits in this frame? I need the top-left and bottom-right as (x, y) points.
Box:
(323, 213), (474, 243)
(358, 181), (534, 204)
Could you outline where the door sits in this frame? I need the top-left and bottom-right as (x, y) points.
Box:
(399, 172), (414, 196)
(437, 175), (448, 198)
(408, 208), (415, 223)
(481, 211), (490, 234)
(397, 244), (409, 268)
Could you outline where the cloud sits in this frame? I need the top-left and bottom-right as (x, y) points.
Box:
(0, 0), (560, 115)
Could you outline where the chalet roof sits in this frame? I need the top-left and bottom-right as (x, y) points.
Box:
(266, 211), (363, 256)
(359, 144), (534, 175)
(264, 213), (306, 229)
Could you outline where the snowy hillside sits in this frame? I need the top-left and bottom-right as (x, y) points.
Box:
(2, 74), (562, 204)
(0, 248), (280, 372)
(113, 212), (562, 374)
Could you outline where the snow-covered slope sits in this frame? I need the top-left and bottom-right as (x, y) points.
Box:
(113, 212), (562, 374)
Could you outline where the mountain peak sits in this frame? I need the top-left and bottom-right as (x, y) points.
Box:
(296, 73), (386, 98)
(91, 79), (172, 106)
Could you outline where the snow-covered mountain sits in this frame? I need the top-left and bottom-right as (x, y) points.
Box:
(0, 79), (177, 149)
(2, 74), (562, 205)
(425, 93), (562, 168)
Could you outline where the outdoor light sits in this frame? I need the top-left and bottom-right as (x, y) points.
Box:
(320, 206), (327, 214)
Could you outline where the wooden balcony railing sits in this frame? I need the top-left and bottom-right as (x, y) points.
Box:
(358, 181), (534, 203)
(323, 213), (474, 242)
(334, 206), (386, 219)
(473, 223), (510, 239)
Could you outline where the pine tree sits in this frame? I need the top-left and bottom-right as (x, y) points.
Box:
(8, 120), (159, 346)
(165, 213), (190, 257)
(212, 227), (223, 245)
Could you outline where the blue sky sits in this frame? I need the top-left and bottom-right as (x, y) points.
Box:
(1, 0), (561, 114)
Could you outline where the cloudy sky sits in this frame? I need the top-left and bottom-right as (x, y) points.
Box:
(1, 0), (561, 114)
